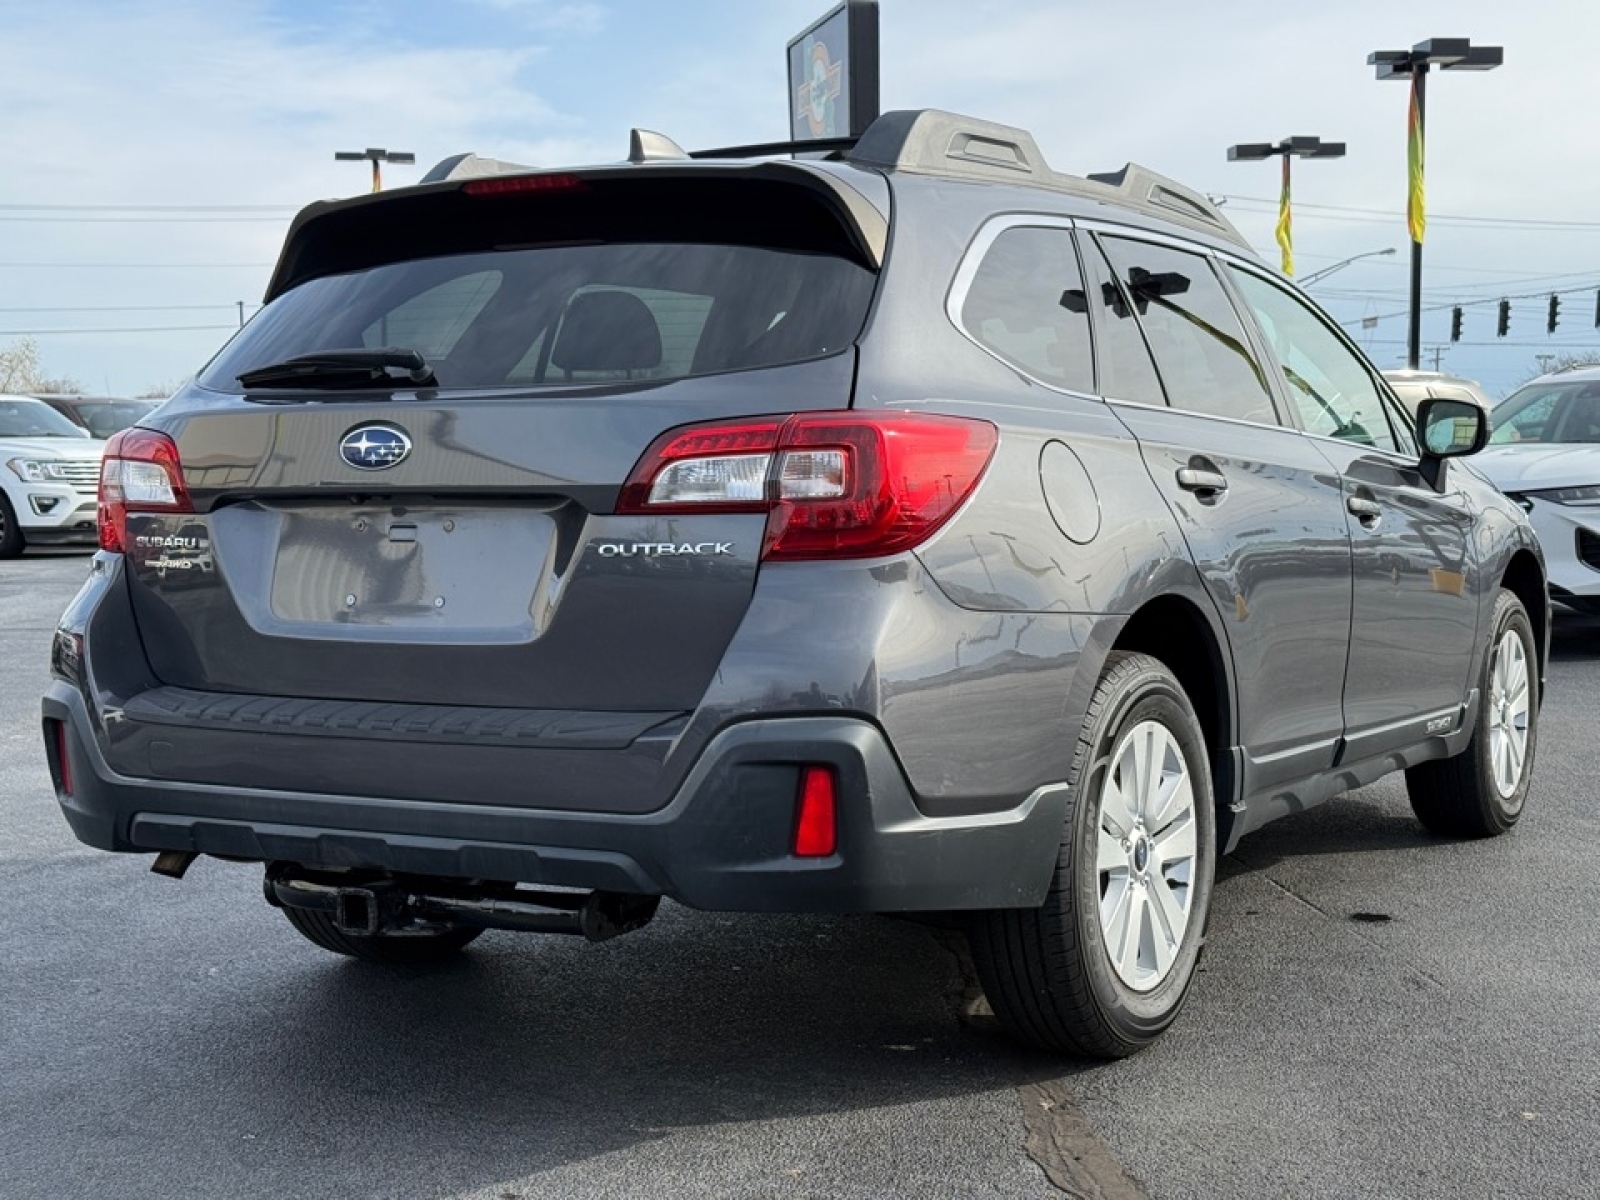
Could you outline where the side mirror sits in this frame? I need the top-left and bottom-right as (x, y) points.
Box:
(1416, 395), (1488, 488)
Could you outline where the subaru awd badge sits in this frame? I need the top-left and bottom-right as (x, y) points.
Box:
(340, 424), (412, 471)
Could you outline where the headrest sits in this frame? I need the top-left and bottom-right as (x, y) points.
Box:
(550, 291), (662, 372)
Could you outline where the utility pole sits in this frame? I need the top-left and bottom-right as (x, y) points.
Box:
(334, 147), (416, 193)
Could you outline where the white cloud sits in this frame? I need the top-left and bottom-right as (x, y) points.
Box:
(472, 0), (607, 35)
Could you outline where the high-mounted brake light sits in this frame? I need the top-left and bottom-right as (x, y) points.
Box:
(461, 173), (589, 196)
(98, 428), (193, 553)
(618, 413), (998, 561)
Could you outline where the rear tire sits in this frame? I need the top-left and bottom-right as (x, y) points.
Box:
(282, 906), (483, 964)
(0, 493), (24, 558)
(969, 651), (1216, 1058)
(1406, 588), (1537, 838)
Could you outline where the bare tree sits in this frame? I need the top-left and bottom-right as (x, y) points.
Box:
(137, 379), (187, 400)
(0, 337), (83, 394)
(1515, 352), (1600, 388)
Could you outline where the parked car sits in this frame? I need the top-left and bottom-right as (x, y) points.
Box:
(1382, 369), (1496, 417)
(0, 393), (104, 556)
(1475, 365), (1600, 615)
(41, 109), (1546, 1058)
(34, 394), (160, 440)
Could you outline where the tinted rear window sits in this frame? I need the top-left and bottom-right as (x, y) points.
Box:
(202, 176), (879, 393)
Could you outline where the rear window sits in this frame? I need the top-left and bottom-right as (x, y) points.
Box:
(201, 176), (878, 393)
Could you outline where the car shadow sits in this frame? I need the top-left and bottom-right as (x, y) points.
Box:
(1549, 608), (1600, 661)
(32, 888), (1079, 1197)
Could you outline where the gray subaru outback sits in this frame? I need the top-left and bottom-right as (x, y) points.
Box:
(41, 110), (1546, 1058)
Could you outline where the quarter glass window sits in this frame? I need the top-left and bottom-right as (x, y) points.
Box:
(960, 226), (1094, 394)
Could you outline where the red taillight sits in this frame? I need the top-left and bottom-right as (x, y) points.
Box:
(618, 413), (998, 561)
(462, 173), (589, 196)
(52, 721), (73, 797)
(793, 766), (837, 858)
(98, 428), (193, 553)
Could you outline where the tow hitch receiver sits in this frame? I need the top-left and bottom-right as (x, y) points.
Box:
(265, 865), (660, 943)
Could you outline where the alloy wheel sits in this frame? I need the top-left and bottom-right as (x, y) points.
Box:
(1488, 629), (1531, 799)
(1095, 719), (1199, 992)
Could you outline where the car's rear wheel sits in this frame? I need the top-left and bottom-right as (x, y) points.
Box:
(0, 493), (24, 558)
(282, 906), (483, 964)
(1406, 588), (1537, 838)
(969, 651), (1216, 1058)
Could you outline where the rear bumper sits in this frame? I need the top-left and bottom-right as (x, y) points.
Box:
(43, 680), (1067, 912)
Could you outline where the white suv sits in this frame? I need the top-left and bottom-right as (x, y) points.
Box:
(0, 394), (105, 556)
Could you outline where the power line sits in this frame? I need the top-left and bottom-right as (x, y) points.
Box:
(0, 324), (239, 335)
(0, 203), (296, 212)
(0, 216), (289, 224)
(1222, 194), (1600, 230)
(0, 304), (243, 313)
(0, 262), (272, 268)
(1339, 281), (1600, 327)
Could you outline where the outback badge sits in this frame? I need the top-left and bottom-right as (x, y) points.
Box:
(340, 424), (413, 471)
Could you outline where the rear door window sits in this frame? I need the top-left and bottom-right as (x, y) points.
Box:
(1098, 236), (1279, 426)
(1077, 236), (1166, 406)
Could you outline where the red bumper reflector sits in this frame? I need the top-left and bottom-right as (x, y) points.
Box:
(53, 721), (73, 797)
(793, 766), (837, 858)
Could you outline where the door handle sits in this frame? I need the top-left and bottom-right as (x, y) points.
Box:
(1176, 468), (1229, 495)
(1347, 494), (1383, 527)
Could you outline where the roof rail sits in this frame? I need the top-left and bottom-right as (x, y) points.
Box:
(842, 108), (1246, 250)
(846, 109), (1046, 180)
(1083, 163), (1237, 239)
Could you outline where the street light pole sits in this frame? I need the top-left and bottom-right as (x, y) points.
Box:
(1226, 136), (1346, 277)
(333, 147), (416, 193)
(1298, 246), (1397, 287)
(1368, 38), (1503, 370)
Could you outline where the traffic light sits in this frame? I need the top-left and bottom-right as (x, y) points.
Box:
(1548, 294), (1561, 334)
(1450, 306), (1463, 342)
(1497, 299), (1511, 337)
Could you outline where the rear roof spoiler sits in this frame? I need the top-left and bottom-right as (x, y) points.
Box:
(263, 161), (889, 301)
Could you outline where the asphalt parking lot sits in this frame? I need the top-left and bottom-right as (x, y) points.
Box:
(4, 551), (1598, 1199)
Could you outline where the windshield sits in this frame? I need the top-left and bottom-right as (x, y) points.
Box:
(201, 243), (875, 393)
(0, 398), (92, 438)
(1490, 380), (1600, 444)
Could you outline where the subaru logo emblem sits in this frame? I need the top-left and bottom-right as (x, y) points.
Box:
(340, 424), (412, 471)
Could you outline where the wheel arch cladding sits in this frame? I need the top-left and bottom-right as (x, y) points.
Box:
(1111, 595), (1233, 810)
(1500, 548), (1547, 676)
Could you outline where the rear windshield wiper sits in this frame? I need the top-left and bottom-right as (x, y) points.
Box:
(237, 348), (436, 391)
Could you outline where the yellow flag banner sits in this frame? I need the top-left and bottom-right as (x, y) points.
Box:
(1275, 155), (1293, 275)
(1407, 73), (1426, 243)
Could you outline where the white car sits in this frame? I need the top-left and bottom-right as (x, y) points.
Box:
(1476, 365), (1600, 614)
(0, 394), (105, 557)
(1382, 369), (1496, 418)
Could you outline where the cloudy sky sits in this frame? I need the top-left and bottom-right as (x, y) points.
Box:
(3, 0), (1596, 398)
